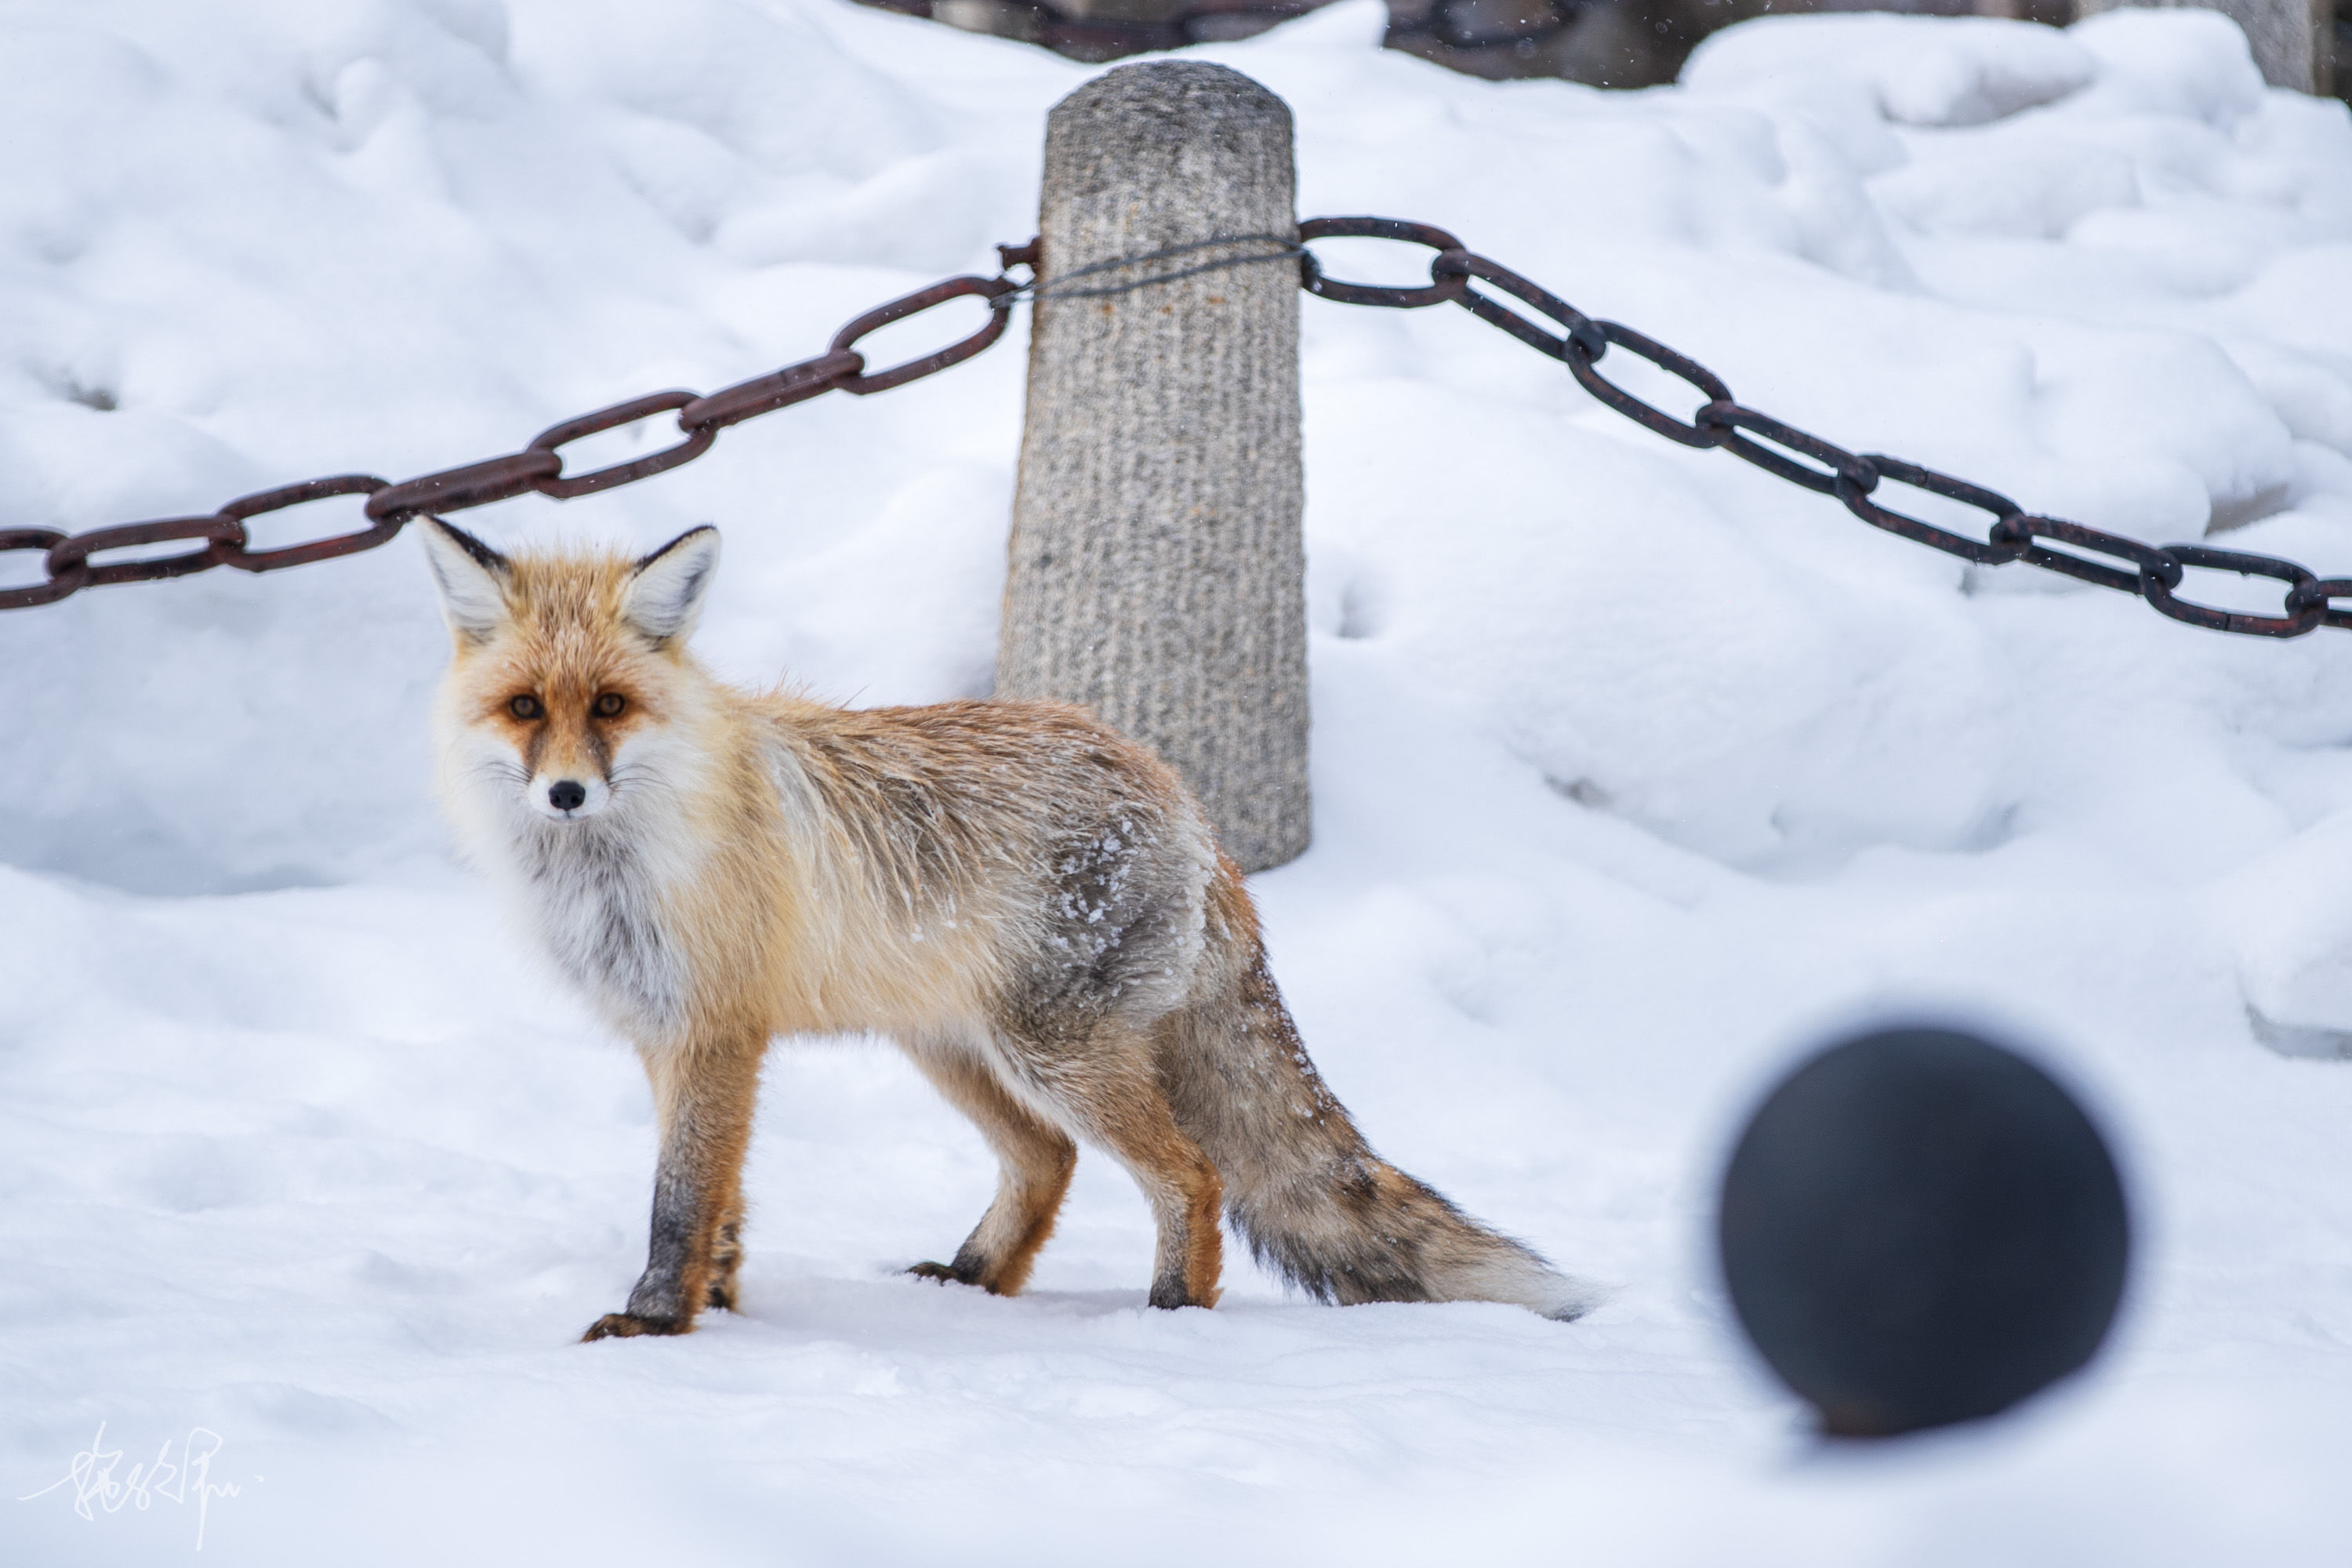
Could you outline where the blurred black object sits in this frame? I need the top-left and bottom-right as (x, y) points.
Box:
(1718, 1025), (2129, 1439)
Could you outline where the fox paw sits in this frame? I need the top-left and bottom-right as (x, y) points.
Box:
(907, 1261), (979, 1287)
(581, 1312), (689, 1341)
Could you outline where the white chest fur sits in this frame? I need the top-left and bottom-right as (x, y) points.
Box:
(513, 818), (691, 1036)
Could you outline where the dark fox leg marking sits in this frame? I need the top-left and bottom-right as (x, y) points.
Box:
(584, 1038), (760, 1342)
(904, 1046), (1077, 1295)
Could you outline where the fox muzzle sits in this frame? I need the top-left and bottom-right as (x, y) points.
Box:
(532, 774), (610, 819)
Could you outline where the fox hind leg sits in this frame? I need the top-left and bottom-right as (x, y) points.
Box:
(1044, 1039), (1224, 1311)
(904, 1046), (1076, 1297)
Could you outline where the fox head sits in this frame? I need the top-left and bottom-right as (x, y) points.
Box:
(419, 517), (720, 827)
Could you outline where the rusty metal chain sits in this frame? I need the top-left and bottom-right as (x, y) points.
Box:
(14, 215), (2351, 644)
(1, 271), (1020, 612)
(1295, 216), (2352, 640)
(0, 233), (1285, 614)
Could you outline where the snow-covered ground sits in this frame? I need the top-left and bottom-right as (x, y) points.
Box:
(6, 2), (2352, 1560)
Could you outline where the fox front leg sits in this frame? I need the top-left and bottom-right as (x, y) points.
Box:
(583, 1039), (761, 1341)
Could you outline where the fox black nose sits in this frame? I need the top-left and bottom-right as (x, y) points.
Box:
(547, 780), (588, 812)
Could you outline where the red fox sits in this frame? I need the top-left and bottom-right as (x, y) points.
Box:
(419, 518), (1587, 1338)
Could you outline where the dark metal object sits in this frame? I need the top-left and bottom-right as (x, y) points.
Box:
(1697, 401), (1877, 497)
(2290, 577), (2352, 633)
(1291, 219), (2350, 642)
(4, 273), (1017, 611)
(680, 352), (866, 434)
(13, 215), (2352, 646)
(1987, 514), (2181, 597)
(2140, 544), (2323, 639)
(830, 274), (1022, 394)
(1718, 1025), (2129, 1439)
(1570, 324), (1730, 448)
(531, 392), (714, 499)
(1435, 250), (1607, 362)
(1839, 457), (2024, 567)
(365, 451), (562, 525)
(45, 514), (245, 588)
(0, 529), (81, 609)
(216, 476), (395, 572)
(1298, 217), (1469, 309)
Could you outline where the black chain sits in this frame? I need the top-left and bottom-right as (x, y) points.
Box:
(1296, 216), (2348, 641)
(11, 217), (2347, 644)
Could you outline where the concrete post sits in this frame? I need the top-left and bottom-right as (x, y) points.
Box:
(996, 62), (1310, 873)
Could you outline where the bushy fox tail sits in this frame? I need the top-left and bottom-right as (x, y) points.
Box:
(1156, 871), (1591, 1321)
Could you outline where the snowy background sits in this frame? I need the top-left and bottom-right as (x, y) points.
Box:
(6, 1), (2352, 1561)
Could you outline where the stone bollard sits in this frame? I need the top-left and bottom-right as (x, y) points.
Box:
(996, 62), (1311, 874)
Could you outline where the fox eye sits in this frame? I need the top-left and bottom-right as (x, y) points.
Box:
(593, 692), (626, 718)
(509, 694), (543, 720)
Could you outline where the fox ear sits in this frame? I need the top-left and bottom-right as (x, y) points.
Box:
(417, 518), (513, 644)
(623, 526), (720, 645)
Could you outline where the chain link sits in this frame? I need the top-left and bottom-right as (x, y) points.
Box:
(1298, 217), (2344, 643)
(10, 215), (2349, 646)
(1, 271), (1018, 611)
(1839, 458), (2024, 567)
(1298, 217), (1471, 308)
